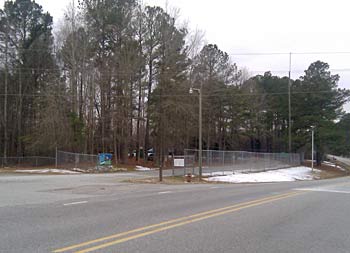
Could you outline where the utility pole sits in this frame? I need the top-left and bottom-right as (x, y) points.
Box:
(288, 52), (292, 153)
(71, 0), (78, 115)
(311, 127), (314, 171)
(3, 23), (8, 163)
(158, 70), (164, 182)
(55, 146), (58, 168)
(198, 83), (202, 180)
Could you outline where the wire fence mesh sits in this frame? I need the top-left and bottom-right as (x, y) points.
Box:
(0, 156), (56, 168)
(56, 150), (98, 171)
(171, 149), (302, 176)
(171, 155), (195, 176)
(1, 151), (101, 172)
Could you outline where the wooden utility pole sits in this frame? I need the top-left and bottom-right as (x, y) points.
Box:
(311, 127), (315, 171)
(3, 25), (8, 162)
(159, 79), (163, 182)
(288, 52), (292, 153)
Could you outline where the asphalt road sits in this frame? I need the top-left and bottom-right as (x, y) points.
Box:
(1, 172), (350, 253)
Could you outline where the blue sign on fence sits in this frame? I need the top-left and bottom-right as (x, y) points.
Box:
(99, 153), (113, 166)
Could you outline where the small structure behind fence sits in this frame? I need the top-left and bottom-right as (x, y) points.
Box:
(171, 149), (302, 176)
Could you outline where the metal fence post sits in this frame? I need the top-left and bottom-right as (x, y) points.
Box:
(207, 150), (210, 171)
(222, 151), (225, 168)
(232, 152), (234, 167)
(55, 147), (58, 168)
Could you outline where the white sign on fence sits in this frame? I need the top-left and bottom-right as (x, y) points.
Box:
(174, 158), (185, 167)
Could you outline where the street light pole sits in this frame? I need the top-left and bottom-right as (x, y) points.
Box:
(311, 127), (314, 171)
(190, 85), (203, 180)
(198, 84), (202, 180)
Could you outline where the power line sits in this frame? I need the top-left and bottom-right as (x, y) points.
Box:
(293, 51), (350, 55)
(3, 66), (350, 75)
(0, 90), (345, 98)
(251, 68), (350, 74)
(2, 47), (350, 56)
(229, 51), (350, 56)
(229, 52), (288, 56)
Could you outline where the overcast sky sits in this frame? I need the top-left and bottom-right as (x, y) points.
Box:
(2, 0), (350, 110)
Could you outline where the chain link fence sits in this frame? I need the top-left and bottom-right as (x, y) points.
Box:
(0, 156), (56, 168)
(1, 151), (101, 171)
(171, 149), (302, 176)
(56, 150), (98, 171)
(171, 155), (195, 176)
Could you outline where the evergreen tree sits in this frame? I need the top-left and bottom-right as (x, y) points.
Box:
(0, 0), (56, 155)
(292, 61), (350, 164)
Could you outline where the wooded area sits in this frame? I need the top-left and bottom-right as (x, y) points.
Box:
(1, 0), (350, 165)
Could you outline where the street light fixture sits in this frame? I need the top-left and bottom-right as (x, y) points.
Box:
(189, 85), (202, 180)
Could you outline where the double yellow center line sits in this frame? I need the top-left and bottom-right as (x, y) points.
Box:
(53, 191), (302, 253)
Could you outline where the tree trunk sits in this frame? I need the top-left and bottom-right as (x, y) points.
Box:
(17, 69), (23, 156)
(144, 58), (153, 161)
(136, 71), (142, 161)
(129, 80), (133, 153)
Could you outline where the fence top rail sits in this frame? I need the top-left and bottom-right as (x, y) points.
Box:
(57, 150), (98, 157)
(184, 149), (301, 156)
(0, 156), (55, 159)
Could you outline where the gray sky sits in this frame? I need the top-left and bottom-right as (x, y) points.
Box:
(2, 0), (350, 111)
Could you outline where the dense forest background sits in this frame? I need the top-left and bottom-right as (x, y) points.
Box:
(1, 0), (350, 164)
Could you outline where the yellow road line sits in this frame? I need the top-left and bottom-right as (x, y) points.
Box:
(75, 192), (302, 253)
(53, 191), (300, 253)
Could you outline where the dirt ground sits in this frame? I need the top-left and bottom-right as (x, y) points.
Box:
(126, 175), (213, 185)
(302, 161), (349, 179)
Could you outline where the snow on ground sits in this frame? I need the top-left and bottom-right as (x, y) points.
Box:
(323, 161), (337, 167)
(322, 161), (345, 170)
(15, 169), (81, 174)
(206, 166), (321, 183)
(203, 171), (235, 176)
(135, 166), (155, 171)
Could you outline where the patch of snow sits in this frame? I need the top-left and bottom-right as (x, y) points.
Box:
(323, 161), (345, 170)
(323, 161), (333, 165)
(323, 161), (337, 167)
(71, 168), (87, 173)
(203, 171), (234, 176)
(338, 167), (347, 172)
(15, 169), (80, 174)
(327, 155), (350, 167)
(206, 166), (321, 183)
(135, 166), (155, 171)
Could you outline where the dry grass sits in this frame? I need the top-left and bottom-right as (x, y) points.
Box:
(303, 161), (349, 179)
(125, 175), (214, 185)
